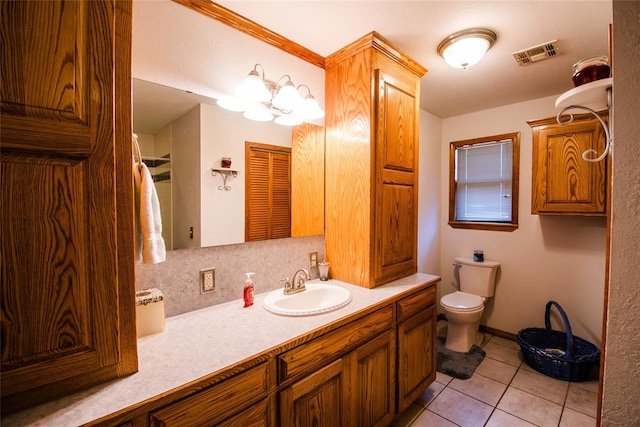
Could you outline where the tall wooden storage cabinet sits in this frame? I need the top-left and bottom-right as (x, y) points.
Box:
(324, 32), (427, 288)
(0, 0), (137, 413)
(529, 114), (608, 216)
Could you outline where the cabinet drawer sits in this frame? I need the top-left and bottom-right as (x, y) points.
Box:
(397, 286), (436, 323)
(278, 306), (393, 382)
(150, 362), (271, 426)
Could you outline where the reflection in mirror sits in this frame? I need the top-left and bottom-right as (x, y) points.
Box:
(133, 78), (295, 250)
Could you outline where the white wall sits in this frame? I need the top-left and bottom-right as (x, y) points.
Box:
(199, 103), (292, 247)
(155, 126), (173, 249)
(172, 107), (201, 249)
(439, 95), (607, 344)
(602, 1), (640, 423)
(418, 109), (442, 275)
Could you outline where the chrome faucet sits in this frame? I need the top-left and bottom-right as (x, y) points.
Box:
(282, 268), (310, 295)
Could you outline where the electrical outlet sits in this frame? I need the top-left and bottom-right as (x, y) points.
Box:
(310, 251), (318, 269)
(200, 268), (215, 293)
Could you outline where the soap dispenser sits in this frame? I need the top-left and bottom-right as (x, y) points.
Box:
(243, 272), (255, 307)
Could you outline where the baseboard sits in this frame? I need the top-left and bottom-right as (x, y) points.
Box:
(438, 314), (517, 342)
(479, 325), (517, 341)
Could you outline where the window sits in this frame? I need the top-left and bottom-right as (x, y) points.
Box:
(449, 132), (520, 231)
(245, 142), (291, 241)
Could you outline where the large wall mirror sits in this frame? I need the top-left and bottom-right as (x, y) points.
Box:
(132, 1), (325, 249)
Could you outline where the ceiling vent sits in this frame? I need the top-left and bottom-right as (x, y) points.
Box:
(512, 40), (561, 66)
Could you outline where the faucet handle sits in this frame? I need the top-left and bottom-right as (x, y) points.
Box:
(279, 278), (292, 294)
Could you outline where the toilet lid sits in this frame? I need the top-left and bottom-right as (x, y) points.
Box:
(441, 291), (483, 311)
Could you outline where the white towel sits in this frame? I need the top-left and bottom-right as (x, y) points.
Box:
(134, 161), (166, 264)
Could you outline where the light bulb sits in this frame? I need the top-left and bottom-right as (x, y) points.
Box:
(272, 79), (301, 112)
(235, 70), (271, 103)
(443, 37), (490, 69)
(274, 114), (303, 126)
(296, 95), (325, 120)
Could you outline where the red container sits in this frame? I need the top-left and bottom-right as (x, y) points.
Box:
(572, 56), (610, 87)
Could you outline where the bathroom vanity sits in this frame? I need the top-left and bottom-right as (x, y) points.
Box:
(4, 274), (439, 426)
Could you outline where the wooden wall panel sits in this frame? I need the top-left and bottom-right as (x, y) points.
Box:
(324, 48), (373, 288)
(291, 123), (325, 237)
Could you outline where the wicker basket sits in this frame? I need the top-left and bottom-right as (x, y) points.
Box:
(517, 301), (600, 382)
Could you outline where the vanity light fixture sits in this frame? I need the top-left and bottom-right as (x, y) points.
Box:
(437, 28), (497, 69)
(217, 63), (325, 126)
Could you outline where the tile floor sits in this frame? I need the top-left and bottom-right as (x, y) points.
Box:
(392, 321), (599, 427)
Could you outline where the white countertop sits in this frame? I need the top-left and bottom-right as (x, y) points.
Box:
(4, 273), (439, 426)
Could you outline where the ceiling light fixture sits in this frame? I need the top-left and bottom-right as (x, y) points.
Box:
(217, 63), (324, 126)
(437, 28), (497, 69)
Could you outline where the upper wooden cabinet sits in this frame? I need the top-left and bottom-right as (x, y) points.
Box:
(324, 32), (427, 288)
(529, 114), (608, 216)
(0, 0), (137, 413)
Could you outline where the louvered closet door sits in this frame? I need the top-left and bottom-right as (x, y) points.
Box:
(245, 142), (291, 242)
(0, 0), (137, 413)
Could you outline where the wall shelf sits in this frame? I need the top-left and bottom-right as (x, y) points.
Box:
(555, 78), (612, 111)
(142, 154), (171, 182)
(555, 78), (612, 162)
(142, 155), (171, 168)
(211, 168), (238, 191)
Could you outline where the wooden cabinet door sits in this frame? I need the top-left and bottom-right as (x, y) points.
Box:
(280, 358), (348, 427)
(397, 305), (436, 413)
(530, 115), (607, 215)
(347, 331), (396, 427)
(373, 66), (419, 286)
(0, 0), (137, 413)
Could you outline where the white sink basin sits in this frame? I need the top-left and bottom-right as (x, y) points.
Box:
(262, 282), (352, 316)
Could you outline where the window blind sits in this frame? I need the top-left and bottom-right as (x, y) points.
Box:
(455, 139), (513, 222)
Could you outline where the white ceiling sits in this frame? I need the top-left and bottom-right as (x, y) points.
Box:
(215, 0), (612, 118)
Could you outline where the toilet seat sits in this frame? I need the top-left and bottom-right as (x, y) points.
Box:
(441, 291), (484, 312)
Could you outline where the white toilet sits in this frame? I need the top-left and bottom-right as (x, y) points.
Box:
(440, 257), (500, 352)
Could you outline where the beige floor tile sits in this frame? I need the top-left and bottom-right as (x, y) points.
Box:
(565, 384), (598, 418)
(436, 370), (454, 385)
(483, 341), (523, 367)
(416, 380), (445, 407)
(510, 368), (569, 404)
(390, 403), (424, 427)
(410, 409), (458, 427)
(485, 409), (537, 426)
(497, 387), (563, 427)
(475, 357), (518, 384)
(519, 361), (535, 372)
(428, 387), (493, 427)
(559, 407), (597, 427)
(571, 378), (599, 394)
(488, 335), (521, 351)
(477, 331), (493, 347)
(448, 374), (507, 406)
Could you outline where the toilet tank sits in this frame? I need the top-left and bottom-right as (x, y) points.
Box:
(455, 257), (500, 297)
